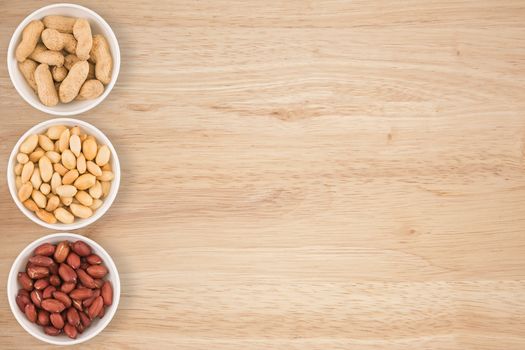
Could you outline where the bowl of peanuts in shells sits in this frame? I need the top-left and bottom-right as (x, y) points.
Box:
(7, 118), (120, 230)
(7, 3), (120, 116)
(7, 232), (120, 345)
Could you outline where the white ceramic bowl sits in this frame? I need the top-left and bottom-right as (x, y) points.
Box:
(7, 118), (121, 230)
(7, 3), (120, 116)
(7, 233), (120, 345)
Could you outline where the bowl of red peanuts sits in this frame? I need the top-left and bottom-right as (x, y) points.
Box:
(7, 232), (120, 345)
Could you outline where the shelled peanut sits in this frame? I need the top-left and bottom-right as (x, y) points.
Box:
(14, 125), (114, 224)
(16, 240), (113, 339)
(15, 16), (112, 106)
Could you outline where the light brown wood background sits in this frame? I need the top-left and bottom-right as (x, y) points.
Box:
(1, 0), (525, 349)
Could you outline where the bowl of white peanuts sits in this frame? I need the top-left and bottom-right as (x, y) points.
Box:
(7, 3), (120, 116)
(7, 118), (121, 230)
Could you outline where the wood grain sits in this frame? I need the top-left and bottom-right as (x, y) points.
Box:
(1, 0), (525, 348)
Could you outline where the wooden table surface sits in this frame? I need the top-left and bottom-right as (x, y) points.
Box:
(1, 1), (525, 349)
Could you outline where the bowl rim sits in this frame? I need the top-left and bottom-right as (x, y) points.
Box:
(7, 3), (121, 116)
(7, 232), (121, 345)
(6, 118), (121, 230)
